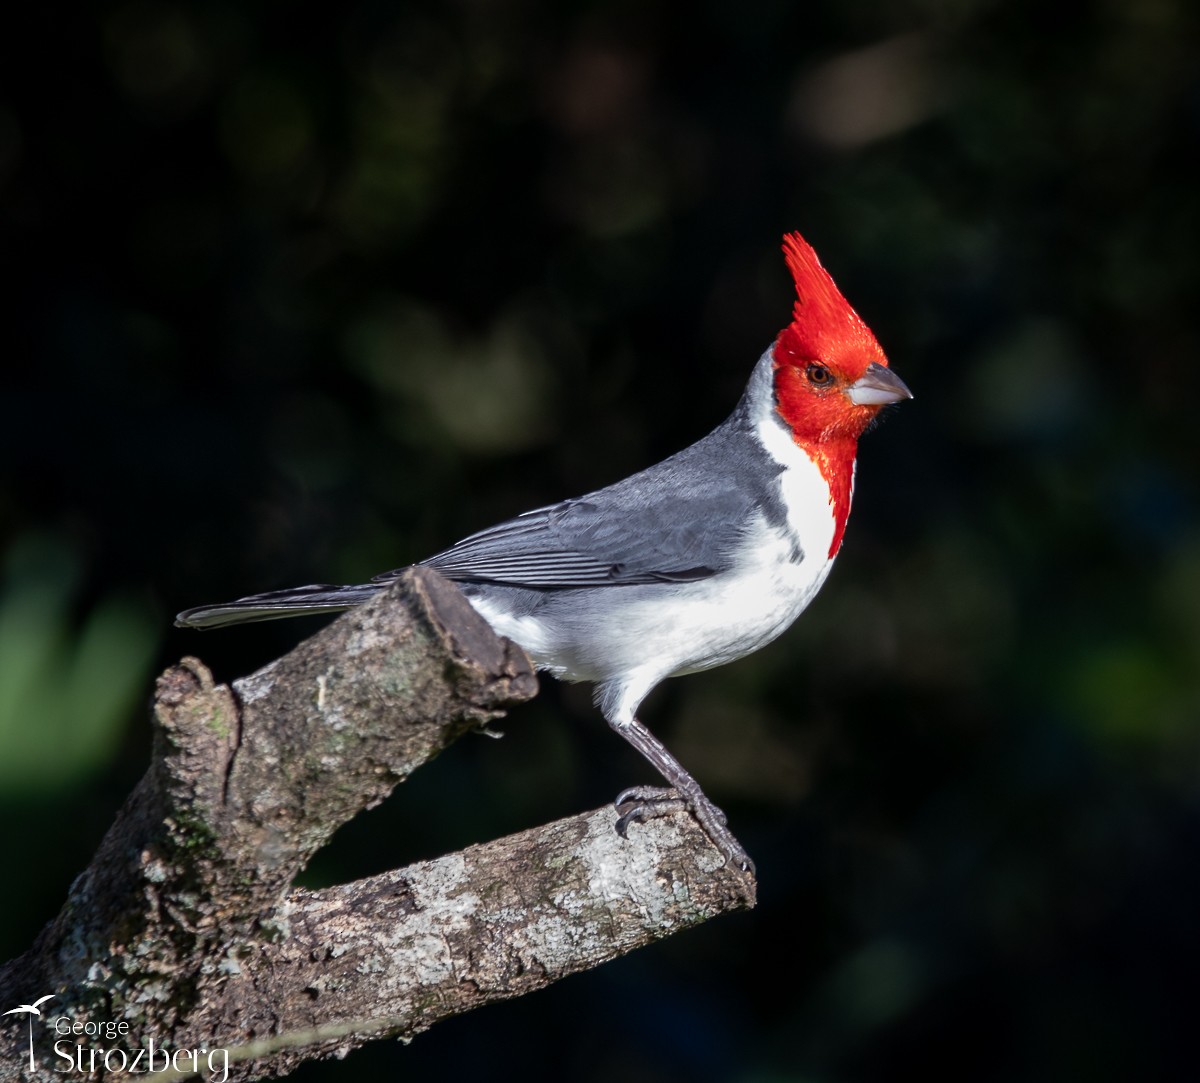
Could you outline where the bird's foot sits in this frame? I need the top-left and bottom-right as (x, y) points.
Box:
(614, 786), (754, 874)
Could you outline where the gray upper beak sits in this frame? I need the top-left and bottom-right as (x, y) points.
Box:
(846, 362), (913, 406)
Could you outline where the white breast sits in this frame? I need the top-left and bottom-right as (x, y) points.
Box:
(753, 409), (847, 567)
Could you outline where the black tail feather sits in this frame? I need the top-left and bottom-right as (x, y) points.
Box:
(174, 583), (383, 629)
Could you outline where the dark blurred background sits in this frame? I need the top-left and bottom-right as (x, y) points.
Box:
(2, 1), (1198, 1080)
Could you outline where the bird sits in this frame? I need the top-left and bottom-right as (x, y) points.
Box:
(176, 232), (912, 872)
(5, 994), (54, 1071)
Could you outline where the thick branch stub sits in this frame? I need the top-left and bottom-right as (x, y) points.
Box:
(177, 567), (539, 897)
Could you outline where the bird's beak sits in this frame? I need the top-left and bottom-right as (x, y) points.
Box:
(846, 362), (913, 406)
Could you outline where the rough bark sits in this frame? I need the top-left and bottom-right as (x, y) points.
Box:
(0, 568), (756, 1081)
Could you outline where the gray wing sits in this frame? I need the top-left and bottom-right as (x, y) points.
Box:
(415, 496), (728, 587)
(402, 422), (786, 590)
(177, 403), (793, 623)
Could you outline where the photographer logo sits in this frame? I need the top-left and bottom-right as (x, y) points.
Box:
(5, 998), (229, 1081)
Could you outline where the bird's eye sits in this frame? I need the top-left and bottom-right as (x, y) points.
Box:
(805, 363), (834, 386)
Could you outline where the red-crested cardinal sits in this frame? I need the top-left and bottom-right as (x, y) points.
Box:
(176, 232), (911, 872)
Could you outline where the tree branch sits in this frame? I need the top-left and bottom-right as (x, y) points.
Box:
(0, 568), (756, 1082)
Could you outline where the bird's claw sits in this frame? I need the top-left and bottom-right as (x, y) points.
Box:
(612, 786), (754, 874)
(614, 786), (686, 836)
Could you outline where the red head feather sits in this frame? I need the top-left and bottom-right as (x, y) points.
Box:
(775, 232), (887, 374)
(771, 232), (892, 559)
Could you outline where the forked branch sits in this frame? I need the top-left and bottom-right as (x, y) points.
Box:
(0, 569), (755, 1082)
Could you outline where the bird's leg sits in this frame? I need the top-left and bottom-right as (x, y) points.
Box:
(609, 715), (754, 873)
